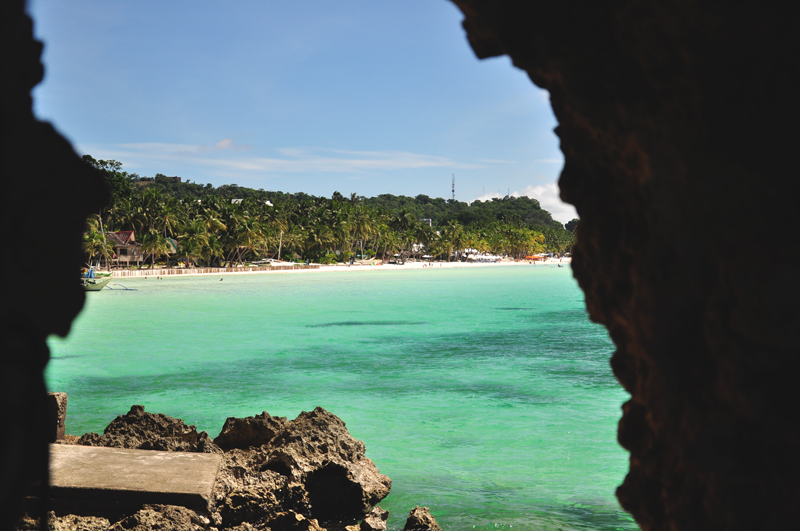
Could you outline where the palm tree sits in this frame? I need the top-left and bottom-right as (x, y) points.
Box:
(178, 219), (209, 267)
(442, 220), (465, 261)
(227, 217), (264, 265)
(140, 231), (171, 268)
(158, 196), (185, 238)
(263, 206), (289, 260)
(351, 206), (372, 258)
(83, 229), (114, 269)
(201, 234), (225, 267)
(306, 224), (335, 260)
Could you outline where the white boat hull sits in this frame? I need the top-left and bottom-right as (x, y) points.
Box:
(81, 276), (112, 291)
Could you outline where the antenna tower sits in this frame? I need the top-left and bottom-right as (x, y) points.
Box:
(452, 173), (455, 201)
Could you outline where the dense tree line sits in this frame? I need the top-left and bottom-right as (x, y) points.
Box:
(82, 156), (577, 268)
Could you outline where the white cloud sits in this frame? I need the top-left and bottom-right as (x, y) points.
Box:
(79, 143), (480, 175)
(275, 147), (305, 157)
(476, 158), (516, 164)
(470, 182), (578, 224)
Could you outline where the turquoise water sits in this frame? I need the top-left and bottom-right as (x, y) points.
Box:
(46, 266), (636, 531)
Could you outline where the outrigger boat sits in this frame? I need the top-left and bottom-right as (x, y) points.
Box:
(81, 267), (112, 291)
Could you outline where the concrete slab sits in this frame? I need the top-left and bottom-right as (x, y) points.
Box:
(50, 444), (221, 512)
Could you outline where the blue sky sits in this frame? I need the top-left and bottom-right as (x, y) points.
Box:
(29, 0), (577, 222)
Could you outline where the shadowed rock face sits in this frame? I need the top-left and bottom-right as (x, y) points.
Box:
(77, 405), (221, 453)
(403, 506), (441, 531)
(212, 407), (391, 528)
(215, 412), (287, 450)
(450, 1), (799, 529)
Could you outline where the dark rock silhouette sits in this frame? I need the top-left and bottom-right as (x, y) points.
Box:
(451, 1), (799, 529)
(2, 2), (107, 528)
(4, 0), (798, 529)
(403, 506), (442, 531)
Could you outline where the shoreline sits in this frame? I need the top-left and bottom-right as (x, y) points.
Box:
(109, 258), (572, 278)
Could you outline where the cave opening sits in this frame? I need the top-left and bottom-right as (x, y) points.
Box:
(7, 1), (798, 530)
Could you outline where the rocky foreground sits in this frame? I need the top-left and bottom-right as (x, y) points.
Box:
(17, 406), (442, 531)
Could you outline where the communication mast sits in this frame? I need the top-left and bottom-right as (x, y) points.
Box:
(451, 173), (455, 201)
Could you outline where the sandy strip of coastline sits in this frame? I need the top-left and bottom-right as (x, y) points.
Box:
(110, 258), (571, 278)
(317, 257), (571, 273)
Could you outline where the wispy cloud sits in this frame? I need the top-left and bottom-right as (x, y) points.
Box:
(470, 182), (577, 224)
(78, 143), (480, 175)
(115, 138), (252, 156)
(534, 158), (564, 164)
(476, 158), (516, 164)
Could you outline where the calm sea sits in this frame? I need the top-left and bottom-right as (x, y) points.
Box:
(46, 265), (637, 531)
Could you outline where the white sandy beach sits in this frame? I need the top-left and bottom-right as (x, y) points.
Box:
(110, 257), (571, 278)
(317, 257), (571, 273)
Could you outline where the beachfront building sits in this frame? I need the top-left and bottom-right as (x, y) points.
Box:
(106, 231), (143, 268)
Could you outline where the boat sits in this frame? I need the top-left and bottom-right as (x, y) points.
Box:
(81, 267), (112, 291)
(81, 276), (112, 291)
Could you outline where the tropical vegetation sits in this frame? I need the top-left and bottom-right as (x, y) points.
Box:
(82, 155), (577, 268)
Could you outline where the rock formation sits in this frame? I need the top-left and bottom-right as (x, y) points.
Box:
(15, 506), (209, 531)
(357, 507), (388, 531)
(449, 1), (799, 529)
(45, 406), (390, 531)
(214, 412), (287, 450)
(107, 505), (211, 531)
(212, 407), (391, 528)
(77, 405), (220, 453)
(403, 506), (442, 531)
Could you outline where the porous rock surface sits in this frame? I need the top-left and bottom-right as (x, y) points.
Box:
(358, 507), (388, 531)
(403, 506), (441, 531)
(13, 513), (110, 531)
(48, 513), (111, 531)
(107, 505), (211, 531)
(15, 506), (208, 531)
(58, 405), (390, 531)
(212, 407), (391, 527)
(77, 405), (221, 453)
